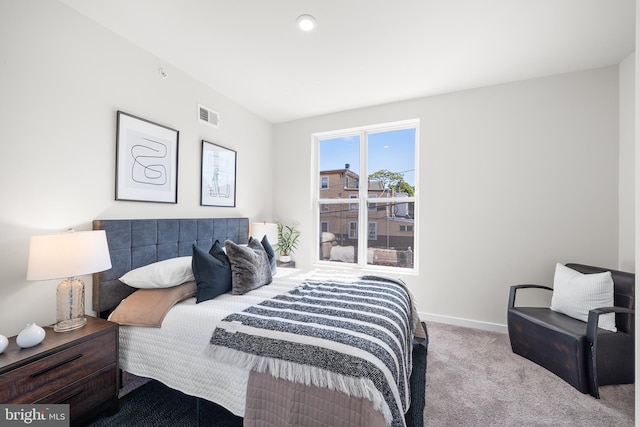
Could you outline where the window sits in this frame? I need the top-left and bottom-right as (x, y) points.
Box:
(368, 222), (378, 240)
(349, 194), (358, 211)
(315, 119), (418, 270)
(321, 176), (329, 189)
(368, 195), (377, 211)
(349, 221), (358, 239)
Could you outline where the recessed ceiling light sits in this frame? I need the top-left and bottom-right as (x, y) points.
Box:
(297, 14), (316, 31)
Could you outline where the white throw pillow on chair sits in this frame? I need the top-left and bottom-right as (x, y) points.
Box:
(550, 263), (616, 332)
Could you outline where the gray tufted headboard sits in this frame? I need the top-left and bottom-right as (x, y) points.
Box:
(92, 217), (249, 317)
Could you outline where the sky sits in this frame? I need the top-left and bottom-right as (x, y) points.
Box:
(319, 128), (416, 186)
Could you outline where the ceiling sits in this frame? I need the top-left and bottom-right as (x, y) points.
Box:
(58, 0), (635, 124)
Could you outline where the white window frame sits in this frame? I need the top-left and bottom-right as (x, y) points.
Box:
(313, 119), (419, 272)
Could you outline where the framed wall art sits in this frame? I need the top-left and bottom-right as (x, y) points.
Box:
(115, 111), (179, 203)
(201, 140), (237, 207)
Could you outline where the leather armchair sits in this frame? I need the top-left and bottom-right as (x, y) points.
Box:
(507, 263), (634, 398)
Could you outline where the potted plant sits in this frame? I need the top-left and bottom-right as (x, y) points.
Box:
(276, 223), (300, 263)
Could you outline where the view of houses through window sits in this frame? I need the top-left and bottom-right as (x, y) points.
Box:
(315, 120), (418, 270)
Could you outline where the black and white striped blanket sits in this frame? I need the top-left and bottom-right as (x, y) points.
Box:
(209, 275), (418, 427)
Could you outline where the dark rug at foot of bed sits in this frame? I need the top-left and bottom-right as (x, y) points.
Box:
(86, 338), (427, 427)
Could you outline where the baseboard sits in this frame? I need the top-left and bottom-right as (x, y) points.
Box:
(418, 311), (508, 334)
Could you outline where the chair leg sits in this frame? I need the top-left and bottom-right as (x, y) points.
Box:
(588, 343), (600, 399)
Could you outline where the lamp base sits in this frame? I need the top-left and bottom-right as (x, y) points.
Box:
(54, 316), (87, 332)
(55, 277), (86, 333)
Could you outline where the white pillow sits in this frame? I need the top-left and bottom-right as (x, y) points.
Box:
(119, 256), (194, 289)
(550, 263), (616, 332)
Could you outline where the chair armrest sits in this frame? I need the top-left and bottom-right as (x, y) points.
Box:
(586, 306), (635, 339)
(585, 306), (635, 398)
(508, 284), (553, 309)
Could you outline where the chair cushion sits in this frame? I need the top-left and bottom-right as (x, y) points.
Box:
(511, 307), (590, 338)
(550, 263), (616, 332)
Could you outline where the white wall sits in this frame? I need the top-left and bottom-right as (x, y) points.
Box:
(619, 53), (635, 272)
(274, 67), (621, 331)
(0, 0), (274, 336)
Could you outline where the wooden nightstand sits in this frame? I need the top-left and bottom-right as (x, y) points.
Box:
(0, 316), (119, 425)
(277, 260), (296, 268)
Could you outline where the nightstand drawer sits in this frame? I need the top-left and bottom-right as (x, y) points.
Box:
(0, 330), (116, 403)
(34, 363), (117, 420)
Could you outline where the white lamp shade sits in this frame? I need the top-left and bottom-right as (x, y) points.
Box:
(250, 222), (278, 246)
(27, 230), (112, 280)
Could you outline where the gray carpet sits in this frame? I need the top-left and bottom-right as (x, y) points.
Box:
(425, 322), (635, 426)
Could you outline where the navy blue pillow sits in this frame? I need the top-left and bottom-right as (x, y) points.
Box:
(192, 241), (232, 303)
(259, 235), (277, 274)
(209, 239), (229, 265)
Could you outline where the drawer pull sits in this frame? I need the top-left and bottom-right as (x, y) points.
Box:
(30, 354), (83, 377)
(55, 389), (83, 404)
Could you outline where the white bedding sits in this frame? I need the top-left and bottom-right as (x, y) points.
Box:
(117, 268), (314, 415)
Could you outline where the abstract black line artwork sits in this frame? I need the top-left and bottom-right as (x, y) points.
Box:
(116, 111), (179, 203)
(130, 136), (168, 186)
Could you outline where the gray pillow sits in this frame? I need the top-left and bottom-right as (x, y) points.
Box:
(225, 238), (273, 295)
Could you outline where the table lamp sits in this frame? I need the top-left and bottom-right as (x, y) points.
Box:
(27, 229), (112, 332)
(250, 221), (278, 246)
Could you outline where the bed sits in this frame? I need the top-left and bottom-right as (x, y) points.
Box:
(92, 217), (426, 427)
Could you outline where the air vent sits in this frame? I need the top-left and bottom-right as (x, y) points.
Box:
(198, 104), (219, 128)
